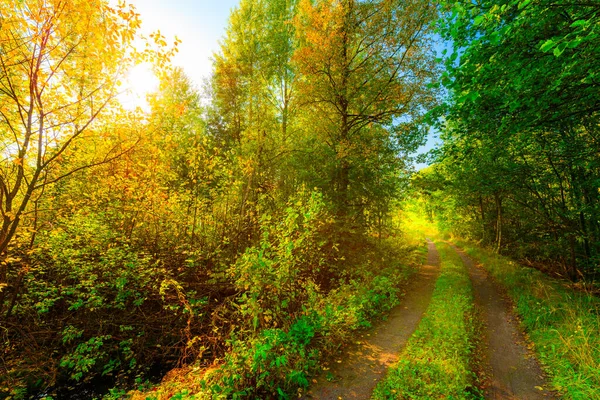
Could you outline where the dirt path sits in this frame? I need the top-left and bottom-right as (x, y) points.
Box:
(451, 245), (553, 399)
(303, 240), (441, 399)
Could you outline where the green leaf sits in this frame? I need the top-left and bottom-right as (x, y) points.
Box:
(490, 31), (501, 45)
(518, 0), (532, 10)
(570, 20), (587, 28)
(467, 91), (480, 102)
(566, 38), (583, 49)
(473, 15), (485, 26)
(553, 42), (567, 57)
(540, 39), (555, 52)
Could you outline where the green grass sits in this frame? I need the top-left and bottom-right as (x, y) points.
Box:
(372, 241), (480, 399)
(456, 240), (600, 399)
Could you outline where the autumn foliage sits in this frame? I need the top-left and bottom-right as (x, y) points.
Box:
(0, 0), (437, 398)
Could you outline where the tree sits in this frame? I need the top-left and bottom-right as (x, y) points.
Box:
(0, 0), (157, 314)
(435, 0), (600, 276)
(208, 0), (302, 250)
(438, 0), (600, 133)
(293, 0), (439, 220)
(147, 67), (227, 249)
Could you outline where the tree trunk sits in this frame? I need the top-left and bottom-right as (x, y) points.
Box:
(479, 195), (486, 243)
(495, 193), (503, 253)
(569, 234), (578, 281)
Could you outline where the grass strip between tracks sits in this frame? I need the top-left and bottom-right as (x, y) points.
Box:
(372, 241), (480, 399)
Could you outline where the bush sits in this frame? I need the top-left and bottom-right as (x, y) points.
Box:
(1, 212), (206, 398)
(130, 191), (417, 399)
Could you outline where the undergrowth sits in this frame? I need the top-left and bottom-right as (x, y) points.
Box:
(127, 193), (421, 400)
(372, 241), (480, 399)
(456, 240), (600, 399)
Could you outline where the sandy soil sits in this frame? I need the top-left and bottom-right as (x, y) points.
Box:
(451, 245), (554, 399)
(303, 240), (441, 400)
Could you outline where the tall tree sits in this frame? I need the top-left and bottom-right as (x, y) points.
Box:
(208, 0), (302, 250)
(0, 0), (150, 305)
(293, 0), (439, 221)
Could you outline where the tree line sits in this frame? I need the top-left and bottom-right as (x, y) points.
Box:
(416, 0), (600, 280)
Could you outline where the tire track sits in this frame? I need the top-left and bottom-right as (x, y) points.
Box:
(304, 240), (441, 399)
(451, 245), (553, 399)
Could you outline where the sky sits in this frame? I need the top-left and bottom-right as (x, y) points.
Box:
(129, 0), (240, 84)
(118, 0), (240, 108)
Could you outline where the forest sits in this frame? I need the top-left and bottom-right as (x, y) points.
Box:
(0, 0), (598, 399)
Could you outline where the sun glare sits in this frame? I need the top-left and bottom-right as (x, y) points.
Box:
(118, 63), (159, 111)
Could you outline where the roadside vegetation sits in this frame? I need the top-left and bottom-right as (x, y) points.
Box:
(128, 231), (421, 399)
(372, 241), (480, 399)
(456, 240), (600, 399)
(0, 0), (437, 398)
(418, 0), (600, 283)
